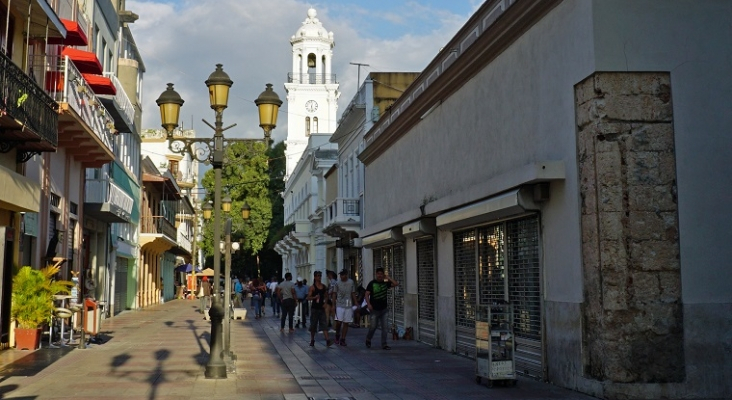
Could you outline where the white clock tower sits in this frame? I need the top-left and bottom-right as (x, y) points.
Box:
(284, 8), (340, 179)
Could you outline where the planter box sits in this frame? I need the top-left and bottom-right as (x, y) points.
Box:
(15, 327), (42, 350)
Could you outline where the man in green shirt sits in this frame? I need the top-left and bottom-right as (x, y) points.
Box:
(365, 267), (399, 350)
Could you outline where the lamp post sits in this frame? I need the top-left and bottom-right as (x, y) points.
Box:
(221, 202), (247, 362)
(156, 64), (281, 379)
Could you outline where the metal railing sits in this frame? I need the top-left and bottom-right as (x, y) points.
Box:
(325, 197), (361, 226)
(287, 73), (337, 84)
(140, 216), (177, 240)
(28, 54), (115, 153)
(102, 72), (135, 131)
(0, 51), (59, 146)
(85, 178), (134, 215)
(177, 229), (192, 253)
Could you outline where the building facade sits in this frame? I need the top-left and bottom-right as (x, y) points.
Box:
(0, 0), (145, 348)
(324, 72), (420, 284)
(358, 1), (731, 399)
(140, 128), (198, 306)
(275, 8), (340, 280)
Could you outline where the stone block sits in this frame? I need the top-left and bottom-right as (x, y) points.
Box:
(598, 183), (624, 212)
(581, 214), (599, 244)
(629, 240), (680, 271)
(580, 185), (597, 215)
(594, 72), (671, 98)
(599, 93), (673, 122)
(602, 340), (636, 382)
(602, 271), (629, 310)
(631, 271), (660, 306)
(576, 100), (600, 128)
(577, 130), (596, 160)
(599, 212), (625, 241)
(628, 211), (678, 241)
(630, 123), (675, 152)
(574, 75), (598, 105)
(628, 185), (677, 212)
(600, 240), (628, 272)
(596, 151), (623, 185)
(658, 272), (682, 303)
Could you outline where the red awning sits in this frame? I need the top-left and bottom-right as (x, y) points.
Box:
(47, 19), (89, 46)
(61, 47), (102, 75)
(82, 74), (116, 96)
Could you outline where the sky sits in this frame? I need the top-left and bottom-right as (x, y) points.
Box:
(127, 0), (482, 144)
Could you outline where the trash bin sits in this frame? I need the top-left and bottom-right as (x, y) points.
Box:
(84, 298), (100, 335)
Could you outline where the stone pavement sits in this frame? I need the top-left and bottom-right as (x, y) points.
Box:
(0, 299), (597, 399)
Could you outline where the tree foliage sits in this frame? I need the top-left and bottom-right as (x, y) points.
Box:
(200, 141), (271, 258)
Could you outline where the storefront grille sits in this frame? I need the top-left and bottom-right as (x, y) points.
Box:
(417, 238), (436, 345)
(506, 216), (543, 378)
(454, 229), (476, 358)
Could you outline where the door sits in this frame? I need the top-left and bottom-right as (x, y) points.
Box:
(417, 237), (437, 346)
(113, 257), (128, 315)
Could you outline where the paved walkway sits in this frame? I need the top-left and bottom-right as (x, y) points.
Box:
(0, 299), (597, 399)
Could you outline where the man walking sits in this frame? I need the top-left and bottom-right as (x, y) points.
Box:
(365, 267), (399, 350)
(307, 271), (334, 347)
(267, 276), (280, 317)
(332, 269), (357, 346)
(294, 277), (309, 328)
(276, 272), (297, 332)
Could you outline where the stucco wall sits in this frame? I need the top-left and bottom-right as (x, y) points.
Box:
(364, 0), (595, 304)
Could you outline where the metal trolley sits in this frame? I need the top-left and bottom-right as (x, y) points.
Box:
(476, 302), (517, 387)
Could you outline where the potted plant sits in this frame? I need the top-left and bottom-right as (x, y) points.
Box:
(11, 265), (74, 350)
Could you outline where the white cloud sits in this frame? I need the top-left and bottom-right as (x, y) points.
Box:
(127, 0), (472, 144)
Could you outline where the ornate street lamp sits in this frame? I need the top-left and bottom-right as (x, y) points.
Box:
(156, 64), (280, 379)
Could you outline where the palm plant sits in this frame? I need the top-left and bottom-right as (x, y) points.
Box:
(11, 265), (74, 329)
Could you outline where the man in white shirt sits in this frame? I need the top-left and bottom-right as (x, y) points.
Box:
(332, 269), (357, 346)
(267, 276), (280, 317)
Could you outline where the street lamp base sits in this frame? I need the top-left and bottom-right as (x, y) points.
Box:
(205, 301), (227, 379)
(204, 363), (227, 379)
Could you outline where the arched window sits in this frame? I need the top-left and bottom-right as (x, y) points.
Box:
(305, 117), (311, 136)
(313, 117), (318, 134)
(307, 53), (316, 83)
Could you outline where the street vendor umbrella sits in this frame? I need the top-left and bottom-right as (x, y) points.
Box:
(174, 263), (190, 273)
(199, 268), (215, 277)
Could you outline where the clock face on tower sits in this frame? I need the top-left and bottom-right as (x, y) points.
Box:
(305, 100), (318, 113)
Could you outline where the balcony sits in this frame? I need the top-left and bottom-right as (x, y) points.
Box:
(84, 178), (134, 223)
(0, 51), (59, 161)
(30, 53), (116, 167)
(99, 73), (135, 133)
(140, 215), (178, 244)
(287, 73), (337, 84)
(176, 230), (193, 254)
(323, 197), (361, 238)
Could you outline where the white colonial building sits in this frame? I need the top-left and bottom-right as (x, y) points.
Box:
(275, 8), (340, 280)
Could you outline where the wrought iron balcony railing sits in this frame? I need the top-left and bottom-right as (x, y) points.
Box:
(0, 51), (59, 151)
(28, 54), (115, 153)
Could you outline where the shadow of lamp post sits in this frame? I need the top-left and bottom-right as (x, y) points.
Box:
(155, 64), (281, 379)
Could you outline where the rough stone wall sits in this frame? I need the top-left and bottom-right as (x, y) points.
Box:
(576, 72), (684, 384)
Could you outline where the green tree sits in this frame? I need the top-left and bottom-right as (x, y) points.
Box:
(200, 141), (271, 261)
